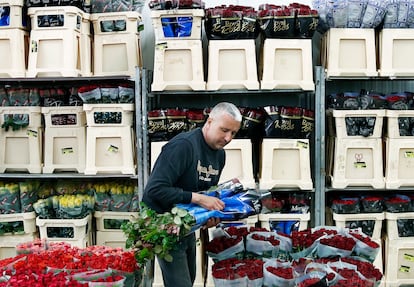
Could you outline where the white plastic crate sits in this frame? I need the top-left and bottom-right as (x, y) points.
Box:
(0, 232), (37, 259)
(260, 38), (314, 91)
(36, 214), (92, 248)
(379, 29), (414, 77)
(386, 109), (414, 138)
(332, 212), (384, 240)
(219, 139), (256, 189)
(330, 137), (385, 189)
(42, 126), (86, 173)
(95, 230), (127, 249)
(322, 28), (377, 78)
(151, 40), (206, 91)
(0, 28), (28, 78)
(84, 126), (135, 175)
(28, 6), (85, 31)
(153, 230), (204, 287)
(26, 28), (82, 77)
(0, 0), (28, 30)
(0, 126), (43, 173)
(331, 109), (385, 139)
(384, 236), (414, 287)
(94, 211), (138, 232)
(0, 211), (36, 235)
(151, 9), (204, 41)
(83, 103), (134, 127)
(385, 212), (414, 240)
(42, 106), (86, 172)
(259, 139), (313, 190)
(206, 39), (260, 91)
(258, 212), (310, 232)
(384, 137), (414, 189)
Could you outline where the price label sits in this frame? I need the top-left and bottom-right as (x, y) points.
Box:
(62, 147), (74, 154)
(404, 253), (414, 262)
(399, 265), (410, 273)
(297, 140), (309, 149)
(27, 130), (38, 137)
(404, 151), (414, 158)
(354, 162), (367, 168)
(108, 145), (119, 153)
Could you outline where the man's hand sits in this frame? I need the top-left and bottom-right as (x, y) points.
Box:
(191, 192), (225, 211)
(204, 217), (220, 229)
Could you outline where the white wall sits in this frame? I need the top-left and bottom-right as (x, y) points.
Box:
(140, 0), (314, 70)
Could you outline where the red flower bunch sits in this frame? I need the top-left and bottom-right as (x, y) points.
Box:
(331, 268), (374, 287)
(291, 228), (338, 250)
(349, 231), (380, 249)
(212, 258), (263, 280)
(319, 234), (356, 251)
(0, 244), (140, 287)
(251, 233), (280, 246)
(225, 225), (267, 238)
(266, 265), (294, 279)
(342, 257), (382, 281)
(206, 235), (243, 254)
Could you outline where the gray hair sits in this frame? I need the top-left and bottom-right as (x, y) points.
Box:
(209, 102), (242, 122)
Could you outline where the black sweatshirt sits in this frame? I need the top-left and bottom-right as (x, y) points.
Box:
(142, 128), (225, 213)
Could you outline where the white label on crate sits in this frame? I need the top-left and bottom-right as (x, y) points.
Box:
(27, 130), (38, 137)
(62, 147), (74, 154)
(399, 265), (410, 273)
(156, 42), (168, 50)
(297, 140), (309, 149)
(108, 145), (119, 153)
(404, 253), (414, 262)
(404, 151), (414, 158)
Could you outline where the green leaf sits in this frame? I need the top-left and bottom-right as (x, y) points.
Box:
(164, 254), (173, 262)
(154, 245), (162, 254)
(173, 215), (182, 225)
(176, 208), (188, 217)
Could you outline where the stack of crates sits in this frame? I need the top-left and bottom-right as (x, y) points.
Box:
(384, 211), (414, 287)
(41, 106), (86, 173)
(94, 210), (138, 248)
(26, 6), (91, 77)
(83, 103), (136, 175)
(384, 110), (414, 188)
(36, 213), (93, 248)
(0, 106), (43, 173)
(0, 0), (29, 77)
(90, 11), (142, 77)
(327, 109), (386, 189)
(150, 8), (206, 91)
(0, 211), (37, 259)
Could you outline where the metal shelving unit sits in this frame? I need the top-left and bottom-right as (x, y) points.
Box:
(0, 68), (144, 195)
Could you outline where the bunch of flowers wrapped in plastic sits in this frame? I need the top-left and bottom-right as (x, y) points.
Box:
(122, 179), (260, 266)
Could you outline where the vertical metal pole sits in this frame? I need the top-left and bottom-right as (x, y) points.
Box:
(134, 67), (144, 200)
(314, 66), (326, 226)
(141, 68), (149, 189)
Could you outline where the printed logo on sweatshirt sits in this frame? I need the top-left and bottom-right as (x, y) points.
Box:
(197, 160), (219, 182)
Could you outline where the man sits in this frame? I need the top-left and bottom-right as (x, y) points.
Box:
(142, 102), (242, 287)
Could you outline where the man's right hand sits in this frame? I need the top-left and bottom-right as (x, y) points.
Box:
(191, 192), (225, 211)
